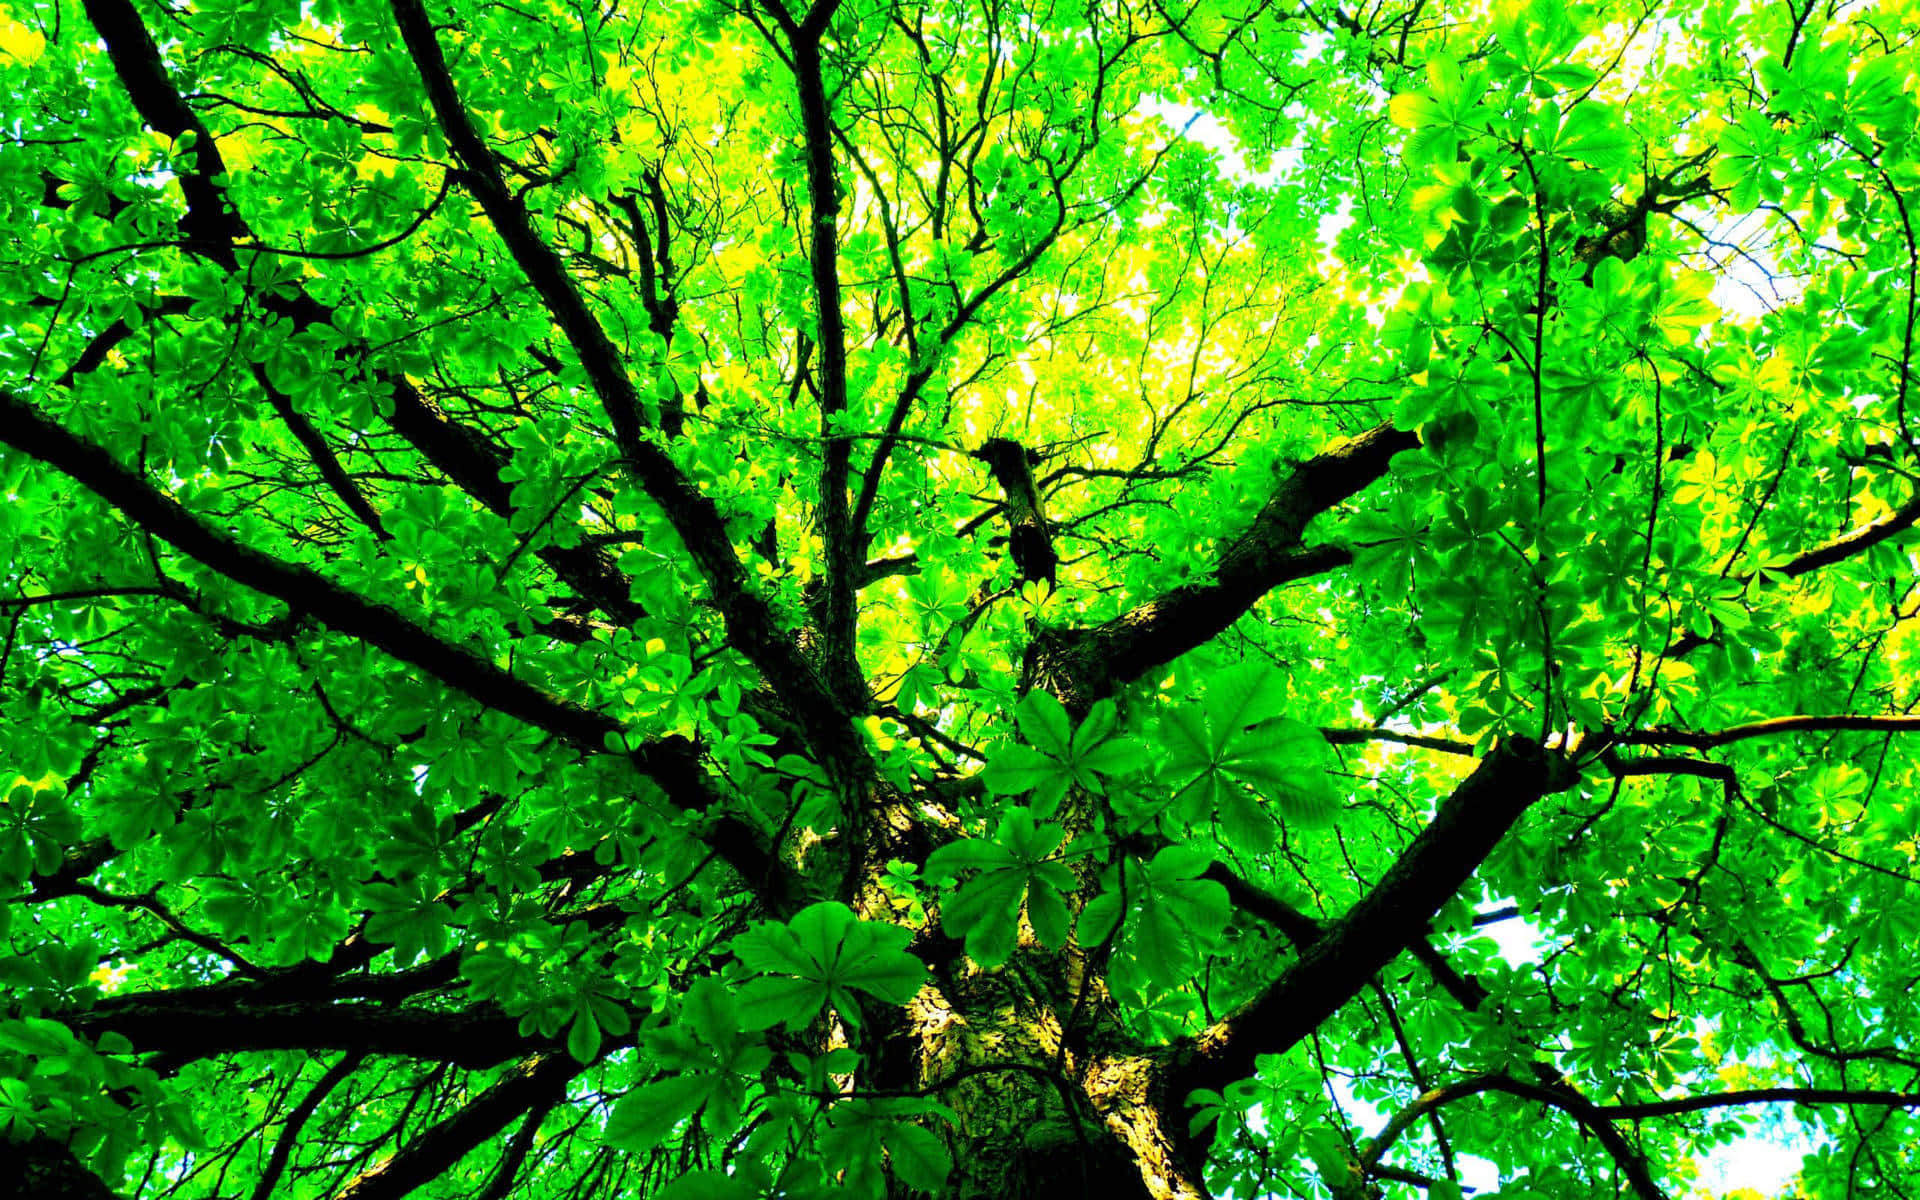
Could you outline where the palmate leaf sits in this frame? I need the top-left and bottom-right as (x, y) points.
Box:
(939, 869), (1029, 965)
(604, 1073), (715, 1151)
(1080, 847), (1231, 994)
(1215, 719), (1343, 828)
(816, 1098), (956, 1198)
(924, 807), (1077, 967)
(1386, 57), (1489, 166)
(731, 902), (925, 1031)
(613, 981), (773, 1147)
(1158, 663), (1342, 847)
(361, 878), (456, 964)
(984, 693), (1148, 816)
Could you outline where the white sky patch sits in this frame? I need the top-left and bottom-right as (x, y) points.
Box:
(1136, 97), (1362, 289)
(1475, 901), (1544, 966)
(1139, 96), (1300, 189)
(1693, 1118), (1814, 1196)
(1690, 207), (1808, 321)
(1316, 194), (1357, 256)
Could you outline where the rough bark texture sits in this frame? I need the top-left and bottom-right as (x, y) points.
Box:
(904, 963), (1201, 1200)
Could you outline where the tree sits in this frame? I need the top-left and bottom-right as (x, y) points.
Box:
(4, 0), (1920, 1193)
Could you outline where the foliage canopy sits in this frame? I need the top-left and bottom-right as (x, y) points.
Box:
(4, 0), (1920, 1195)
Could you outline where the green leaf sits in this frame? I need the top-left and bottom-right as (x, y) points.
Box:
(942, 868), (1027, 964)
(1026, 877), (1071, 949)
(1219, 718), (1342, 827)
(985, 693), (1146, 814)
(1156, 666), (1343, 841)
(1090, 849), (1232, 993)
(885, 1122), (954, 1191)
(604, 1075), (713, 1150)
(1538, 62), (1597, 91)
(983, 743), (1070, 802)
(1014, 689), (1072, 758)
(737, 974), (828, 1032)
(731, 902), (925, 1029)
(566, 1011), (601, 1063)
(1389, 92), (1449, 130)
(1203, 660), (1291, 730)
(655, 1172), (763, 1200)
(929, 808), (1073, 966)
(1078, 889), (1122, 947)
(1557, 102), (1634, 168)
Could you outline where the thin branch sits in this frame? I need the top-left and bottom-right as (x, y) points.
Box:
(1613, 714), (1920, 750)
(249, 1052), (366, 1200)
(1320, 727), (1477, 756)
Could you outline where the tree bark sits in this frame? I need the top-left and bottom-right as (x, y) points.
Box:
(898, 955), (1208, 1200)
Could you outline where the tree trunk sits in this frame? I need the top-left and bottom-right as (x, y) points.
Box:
(901, 967), (1205, 1200)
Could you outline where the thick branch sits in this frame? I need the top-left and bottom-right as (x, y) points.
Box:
(390, 0), (867, 785)
(1202, 865), (1322, 949)
(67, 1000), (543, 1069)
(785, 25), (862, 703)
(77, 0), (642, 616)
(1604, 1086), (1920, 1118)
(1028, 423), (1417, 710)
(974, 439), (1057, 586)
(81, 0), (391, 540)
(335, 1053), (586, 1200)
(0, 392), (612, 746)
(379, 374), (645, 625)
(387, 0), (644, 456)
(1320, 727), (1477, 756)
(77, 0), (243, 257)
(1775, 486), (1920, 578)
(1171, 740), (1575, 1103)
(1205, 862), (1490, 1013)
(1667, 484), (1920, 657)
(1613, 713), (1920, 750)
(0, 391), (775, 889)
